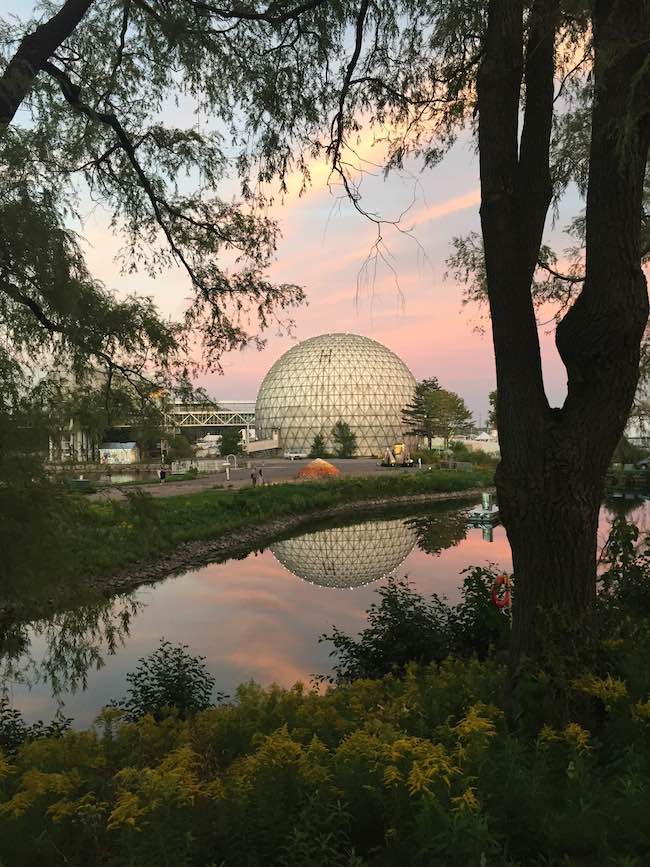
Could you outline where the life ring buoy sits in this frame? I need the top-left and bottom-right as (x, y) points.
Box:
(491, 574), (511, 609)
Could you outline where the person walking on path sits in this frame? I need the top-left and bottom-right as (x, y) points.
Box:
(159, 466), (166, 483)
(250, 467), (258, 487)
(258, 467), (264, 486)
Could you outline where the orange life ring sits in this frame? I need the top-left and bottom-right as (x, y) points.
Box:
(491, 574), (511, 609)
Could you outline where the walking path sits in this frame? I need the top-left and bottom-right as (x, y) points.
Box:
(90, 458), (402, 501)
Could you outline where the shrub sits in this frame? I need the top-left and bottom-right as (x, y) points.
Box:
(309, 432), (328, 458)
(109, 639), (225, 721)
(320, 571), (510, 683)
(0, 695), (71, 758)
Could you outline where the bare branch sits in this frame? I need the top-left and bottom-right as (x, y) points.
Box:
(537, 260), (584, 283)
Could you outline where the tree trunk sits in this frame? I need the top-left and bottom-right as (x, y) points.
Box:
(0, 0), (94, 131)
(479, 0), (650, 687)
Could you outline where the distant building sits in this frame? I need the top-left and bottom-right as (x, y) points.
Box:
(194, 433), (222, 456)
(626, 412), (650, 448)
(99, 442), (140, 464)
(48, 419), (96, 463)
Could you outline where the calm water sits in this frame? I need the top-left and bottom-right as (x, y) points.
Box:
(3, 497), (646, 727)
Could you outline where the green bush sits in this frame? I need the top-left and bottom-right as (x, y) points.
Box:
(0, 695), (71, 758)
(108, 639), (226, 722)
(321, 570), (509, 683)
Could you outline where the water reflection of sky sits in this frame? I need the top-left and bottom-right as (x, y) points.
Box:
(11, 503), (650, 725)
(7, 508), (514, 726)
(11, 500), (645, 726)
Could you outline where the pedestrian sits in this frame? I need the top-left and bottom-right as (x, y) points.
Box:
(159, 466), (166, 483)
(250, 467), (258, 487)
(258, 467), (264, 486)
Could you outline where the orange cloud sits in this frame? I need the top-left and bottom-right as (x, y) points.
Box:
(408, 189), (481, 227)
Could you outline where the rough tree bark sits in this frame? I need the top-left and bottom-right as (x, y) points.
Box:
(0, 0), (95, 131)
(479, 0), (650, 689)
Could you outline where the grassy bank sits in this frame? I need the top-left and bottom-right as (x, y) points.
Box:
(1, 469), (491, 626)
(81, 469), (492, 577)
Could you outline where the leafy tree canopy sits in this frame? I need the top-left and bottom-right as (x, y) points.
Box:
(219, 427), (242, 456)
(427, 388), (473, 448)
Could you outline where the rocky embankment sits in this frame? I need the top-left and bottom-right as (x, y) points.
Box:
(91, 486), (495, 596)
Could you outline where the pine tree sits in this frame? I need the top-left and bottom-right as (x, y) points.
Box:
(402, 378), (440, 448)
(310, 432), (327, 458)
(331, 421), (357, 458)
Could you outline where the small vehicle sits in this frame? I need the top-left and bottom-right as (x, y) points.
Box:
(284, 452), (308, 461)
(381, 443), (415, 468)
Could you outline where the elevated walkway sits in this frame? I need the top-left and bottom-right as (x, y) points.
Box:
(245, 432), (280, 454)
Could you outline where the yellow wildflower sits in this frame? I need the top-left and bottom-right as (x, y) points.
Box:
(383, 765), (403, 788)
(563, 723), (590, 753)
(536, 724), (561, 749)
(452, 786), (480, 812)
(571, 673), (627, 708)
(454, 703), (502, 740)
(632, 699), (650, 721)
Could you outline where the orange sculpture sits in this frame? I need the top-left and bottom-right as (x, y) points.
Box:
(297, 459), (342, 480)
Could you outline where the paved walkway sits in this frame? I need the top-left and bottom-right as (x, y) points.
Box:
(90, 458), (410, 501)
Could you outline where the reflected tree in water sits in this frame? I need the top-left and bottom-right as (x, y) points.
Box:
(0, 592), (142, 700)
(405, 508), (469, 556)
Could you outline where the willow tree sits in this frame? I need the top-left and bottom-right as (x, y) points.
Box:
(0, 0), (331, 436)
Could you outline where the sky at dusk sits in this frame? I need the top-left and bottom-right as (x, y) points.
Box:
(4, 0), (583, 422)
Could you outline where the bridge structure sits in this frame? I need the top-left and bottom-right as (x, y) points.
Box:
(163, 400), (256, 430)
(163, 401), (283, 453)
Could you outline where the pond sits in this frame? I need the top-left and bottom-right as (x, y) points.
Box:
(2, 496), (646, 728)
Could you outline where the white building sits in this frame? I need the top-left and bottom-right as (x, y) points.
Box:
(99, 442), (140, 464)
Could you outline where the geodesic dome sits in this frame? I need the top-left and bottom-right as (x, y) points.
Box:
(255, 333), (416, 456)
(270, 517), (418, 588)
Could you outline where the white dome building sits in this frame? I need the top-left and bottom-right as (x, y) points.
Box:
(255, 333), (416, 456)
(270, 518), (417, 588)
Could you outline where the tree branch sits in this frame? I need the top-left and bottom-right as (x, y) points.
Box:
(328, 0), (369, 175)
(41, 59), (204, 291)
(182, 0), (328, 25)
(0, 0), (95, 131)
(537, 260), (584, 283)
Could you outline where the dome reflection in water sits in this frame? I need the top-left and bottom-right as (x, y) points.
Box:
(270, 518), (419, 589)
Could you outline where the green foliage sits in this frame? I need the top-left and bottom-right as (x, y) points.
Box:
(402, 377), (440, 448)
(612, 435), (648, 466)
(309, 432), (328, 458)
(219, 428), (242, 456)
(109, 640), (223, 722)
(331, 420), (358, 458)
(166, 433), (194, 461)
(0, 696), (71, 759)
(449, 443), (499, 468)
(427, 389), (474, 448)
(487, 389), (497, 429)
(321, 571), (510, 684)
